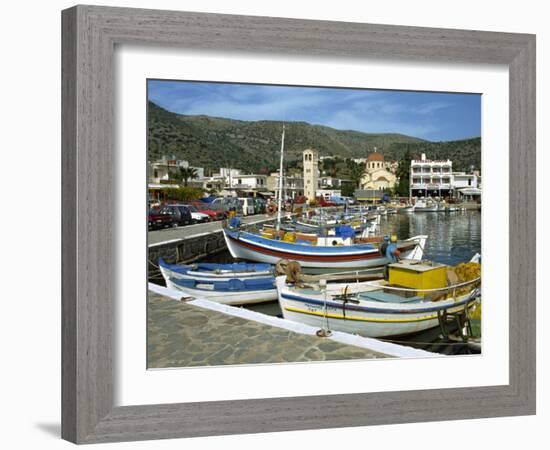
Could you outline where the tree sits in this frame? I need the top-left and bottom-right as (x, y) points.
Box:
(321, 158), (338, 177)
(341, 182), (355, 197)
(164, 186), (204, 202)
(395, 148), (412, 197)
(346, 159), (365, 189)
(175, 167), (198, 186)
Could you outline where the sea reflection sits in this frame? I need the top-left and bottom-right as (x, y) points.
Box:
(378, 210), (481, 265)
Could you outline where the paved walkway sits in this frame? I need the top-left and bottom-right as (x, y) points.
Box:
(147, 292), (390, 368)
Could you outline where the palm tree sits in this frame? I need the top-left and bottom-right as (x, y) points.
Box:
(175, 167), (198, 186)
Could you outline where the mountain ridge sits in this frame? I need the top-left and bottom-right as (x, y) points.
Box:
(147, 101), (481, 173)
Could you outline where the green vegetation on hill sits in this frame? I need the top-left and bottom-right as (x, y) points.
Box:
(147, 101), (481, 173)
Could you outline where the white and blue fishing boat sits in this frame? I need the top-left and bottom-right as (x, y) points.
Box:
(158, 258), (277, 305)
(223, 225), (427, 274)
(276, 261), (481, 338)
(158, 258), (273, 282)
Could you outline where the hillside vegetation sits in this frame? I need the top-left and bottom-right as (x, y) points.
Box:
(147, 101), (481, 173)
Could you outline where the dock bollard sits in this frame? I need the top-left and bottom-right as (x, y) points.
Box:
(317, 279), (332, 337)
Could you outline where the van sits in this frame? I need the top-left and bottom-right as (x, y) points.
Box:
(238, 197), (255, 216)
(210, 197), (243, 215)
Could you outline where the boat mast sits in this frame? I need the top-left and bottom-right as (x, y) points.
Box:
(276, 125), (285, 230)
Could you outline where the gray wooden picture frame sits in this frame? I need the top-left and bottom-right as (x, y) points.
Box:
(61, 5), (536, 444)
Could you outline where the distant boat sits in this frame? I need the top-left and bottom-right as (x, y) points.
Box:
(158, 258), (277, 305)
(399, 200), (444, 213)
(293, 213), (379, 237)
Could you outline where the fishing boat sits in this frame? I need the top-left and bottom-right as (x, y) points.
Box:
(222, 225), (427, 274)
(276, 259), (481, 337)
(157, 258), (277, 305)
(293, 213), (379, 236)
(167, 276), (277, 305)
(398, 205), (416, 213)
(415, 199), (445, 212)
(158, 258), (274, 282)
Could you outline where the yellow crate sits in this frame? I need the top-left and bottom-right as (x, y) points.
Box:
(388, 262), (448, 296)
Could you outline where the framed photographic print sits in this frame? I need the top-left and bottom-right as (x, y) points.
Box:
(62, 5), (535, 444)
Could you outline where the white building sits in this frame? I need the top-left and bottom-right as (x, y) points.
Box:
(410, 153), (480, 198)
(230, 174), (267, 190)
(303, 149), (319, 201)
(148, 157), (204, 183)
(320, 176), (352, 188)
(317, 189), (341, 200)
(201, 176), (226, 192)
(267, 172), (304, 199)
(410, 153), (453, 197)
(216, 168), (242, 184)
(452, 172), (479, 189)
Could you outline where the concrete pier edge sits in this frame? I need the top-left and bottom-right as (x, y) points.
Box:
(148, 282), (437, 359)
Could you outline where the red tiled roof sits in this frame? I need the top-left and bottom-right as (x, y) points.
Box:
(367, 152), (385, 162)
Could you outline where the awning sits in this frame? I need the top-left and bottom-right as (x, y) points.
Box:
(458, 187), (482, 195)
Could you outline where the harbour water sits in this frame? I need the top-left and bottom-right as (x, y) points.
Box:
(378, 210), (481, 266)
(197, 210), (482, 355)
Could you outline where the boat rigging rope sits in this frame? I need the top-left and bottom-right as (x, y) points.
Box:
(359, 277), (481, 293)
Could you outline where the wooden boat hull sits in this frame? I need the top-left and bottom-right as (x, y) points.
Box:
(223, 228), (427, 273)
(165, 277), (277, 305)
(158, 258), (273, 282)
(276, 276), (480, 337)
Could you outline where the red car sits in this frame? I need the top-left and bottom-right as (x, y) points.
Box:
(190, 201), (226, 221)
(317, 197), (337, 207)
(148, 207), (175, 230)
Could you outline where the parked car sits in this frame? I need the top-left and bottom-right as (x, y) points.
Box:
(253, 197), (266, 214)
(293, 195), (308, 205)
(191, 201), (226, 221)
(210, 197), (243, 215)
(148, 207), (176, 230)
(181, 204), (211, 223)
(316, 196), (337, 207)
(152, 204), (192, 227)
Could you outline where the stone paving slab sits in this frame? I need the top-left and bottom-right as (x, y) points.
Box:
(147, 293), (389, 368)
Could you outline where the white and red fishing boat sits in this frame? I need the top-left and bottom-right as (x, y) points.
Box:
(222, 226), (427, 273)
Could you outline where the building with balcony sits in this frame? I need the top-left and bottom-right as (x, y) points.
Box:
(410, 153), (453, 197)
(266, 172), (305, 199)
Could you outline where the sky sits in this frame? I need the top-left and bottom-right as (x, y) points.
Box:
(147, 80), (481, 142)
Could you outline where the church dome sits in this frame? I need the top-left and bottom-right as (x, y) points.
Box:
(367, 152), (385, 162)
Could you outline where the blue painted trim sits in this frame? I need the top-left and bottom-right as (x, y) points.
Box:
(172, 275), (276, 292)
(159, 257), (273, 274)
(280, 292), (475, 315)
(225, 228), (379, 256)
